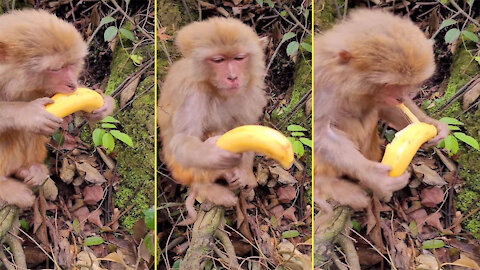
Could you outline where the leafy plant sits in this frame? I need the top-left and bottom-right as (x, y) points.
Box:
(92, 116), (134, 154)
(286, 124), (312, 158)
(437, 117), (479, 155)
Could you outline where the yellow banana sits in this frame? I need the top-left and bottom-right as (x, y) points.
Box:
(45, 88), (104, 118)
(216, 125), (294, 169)
(381, 104), (437, 177)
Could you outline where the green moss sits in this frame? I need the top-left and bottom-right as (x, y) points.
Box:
(436, 36), (480, 235)
(314, 0), (337, 31)
(114, 76), (155, 230)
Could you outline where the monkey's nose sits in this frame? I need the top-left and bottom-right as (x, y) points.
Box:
(67, 82), (77, 90)
(227, 75), (237, 81)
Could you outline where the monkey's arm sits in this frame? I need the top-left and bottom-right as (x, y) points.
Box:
(168, 93), (241, 170)
(379, 98), (448, 145)
(0, 99), (62, 134)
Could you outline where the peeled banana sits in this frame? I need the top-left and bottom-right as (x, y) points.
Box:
(381, 104), (437, 177)
(216, 125), (294, 169)
(45, 88), (104, 118)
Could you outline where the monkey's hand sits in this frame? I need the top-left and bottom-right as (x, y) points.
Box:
(84, 93), (115, 122)
(16, 164), (49, 186)
(361, 162), (410, 202)
(17, 98), (63, 135)
(201, 136), (242, 169)
(224, 167), (257, 191)
(0, 178), (35, 208)
(422, 118), (449, 148)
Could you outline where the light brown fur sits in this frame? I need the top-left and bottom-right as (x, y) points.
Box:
(313, 9), (447, 210)
(158, 17), (267, 223)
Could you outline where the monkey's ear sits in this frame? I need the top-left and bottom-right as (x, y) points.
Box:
(259, 36), (269, 50)
(338, 50), (352, 63)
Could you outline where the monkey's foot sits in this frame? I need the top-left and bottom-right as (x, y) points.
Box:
(16, 163), (49, 186)
(224, 168), (257, 191)
(0, 179), (35, 208)
(194, 183), (238, 207)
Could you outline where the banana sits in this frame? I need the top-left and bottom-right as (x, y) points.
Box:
(381, 104), (437, 177)
(45, 88), (104, 118)
(216, 125), (294, 169)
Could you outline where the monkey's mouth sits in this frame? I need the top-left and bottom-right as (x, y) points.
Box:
(384, 96), (403, 106)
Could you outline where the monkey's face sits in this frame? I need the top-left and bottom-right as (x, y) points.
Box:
(43, 64), (81, 95)
(206, 53), (249, 95)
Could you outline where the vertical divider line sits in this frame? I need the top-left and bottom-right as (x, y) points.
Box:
(311, 2), (315, 269)
(154, 0), (158, 267)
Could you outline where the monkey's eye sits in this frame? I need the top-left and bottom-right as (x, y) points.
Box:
(49, 67), (63, 72)
(211, 58), (225, 63)
(234, 55), (246, 61)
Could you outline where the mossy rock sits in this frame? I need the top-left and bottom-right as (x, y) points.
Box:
(432, 37), (480, 236)
(314, 0), (337, 31)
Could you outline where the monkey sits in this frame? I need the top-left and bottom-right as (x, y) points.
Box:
(0, 9), (114, 208)
(313, 9), (449, 210)
(157, 17), (267, 223)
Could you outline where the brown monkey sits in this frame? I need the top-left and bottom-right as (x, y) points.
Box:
(313, 9), (448, 210)
(0, 9), (114, 208)
(158, 17), (267, 222)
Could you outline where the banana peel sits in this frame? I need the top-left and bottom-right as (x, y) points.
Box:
(216, 125), (294, 169)
(381, 104), (437, 177)
(45, 87), (104, 118)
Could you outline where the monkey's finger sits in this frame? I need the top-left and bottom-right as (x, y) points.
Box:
(44, 112), (63, 123)
(35, 97), (55, 105)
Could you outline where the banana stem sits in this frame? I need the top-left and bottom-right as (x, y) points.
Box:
(397, 103), (419, 123)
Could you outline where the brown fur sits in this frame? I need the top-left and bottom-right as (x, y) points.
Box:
(0, 9), (88, 208)
(158, 17), (267, 222)
(314, 9), (443, 210)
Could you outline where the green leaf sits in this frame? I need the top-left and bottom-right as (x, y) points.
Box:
(119, 28), (135, 41)
(281, 32), (296, 43)
(172, 260), (182, 270)
(19, 219), (29, 231)
(143, 207), (155, 230)
(439, 19), (457, 30)
(385, 129), (395, 142)
(99, 16), (115, 27)
(292, 140), (304, 157)
(282, 230), (300, 239)
(467, 0), (475, 6)
(143, 234), (154, 256)
(439, 117), (464, 125)
(84, 236), (104, 246)
(265, 0), (274, 7)
(422, 239), (445, 249)
(287, 125), (307, 131)
(104, 26), (118, 42)
(300, 42), (312, 52)
(280, 10), (287, 17)
(101, 116), (120, 123)
(270, 216), (277, 228)
(291, 132), (305, 137)
(102, 133), (115, 153)
(445, 28), (460, 44)
(299, 137), (312, 148)
(351, 219), (361, 231)
(440, 0), (449, 3)
(437, 139), (445, 149)
(52, 132), (65, 147)
(409, 221), (418, 237)
(73, 219), (80, 234)
(130, 54), (143, 64)
(101, 123), (116, 129)
(286, 41), (299, 56)
(256, 0), (263, 6)
(110, 130), (133, 147)
(475, 56), (480, 64)
(461, 30), (479, 43)
(92, 129), (105, 146)
(287, 137), (295, 145)
(454, 132), (479, 150)
(448, 125), (461, 131)
(444, 134), (455, 152)
(451, 136), (459, 154)
(204, 260), (213, 270)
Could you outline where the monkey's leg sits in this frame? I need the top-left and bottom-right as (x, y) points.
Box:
(15, 163), (49, 186)
(316, 175), (369, 210)
(0, 179), (35, 208)
(224, 152), (256, 191)
(193, 182), (238, 207)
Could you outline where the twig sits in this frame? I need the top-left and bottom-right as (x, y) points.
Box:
(109, 0), (155, 42)
(449, 0), (480, 27)
(282, 5), (311, 35)
(87, 10), (120, 45)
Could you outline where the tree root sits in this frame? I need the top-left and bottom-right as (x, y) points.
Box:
(314, 206), (360, 269)
(180, 206), (239, 269)
(0, 206), (27, 269)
